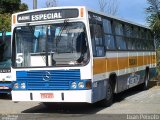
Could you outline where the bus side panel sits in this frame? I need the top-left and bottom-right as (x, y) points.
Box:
(150, 52), (157, 78)
(92, 79), (107, 103)
(117, 53), (128, 92)
(93, 58), (106, 75)
(116, 70), (145, 92)
(92, 58), (107, 103)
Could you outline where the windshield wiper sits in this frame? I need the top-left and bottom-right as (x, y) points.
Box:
(55, 19), (69, 52)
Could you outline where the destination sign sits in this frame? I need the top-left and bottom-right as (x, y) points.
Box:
(17, 9), (79, 23)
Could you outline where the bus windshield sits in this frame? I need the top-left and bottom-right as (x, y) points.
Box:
(12, 22), (89, 68)
(0, 33), (11, 69)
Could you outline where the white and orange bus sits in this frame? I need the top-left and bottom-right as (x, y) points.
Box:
(11, 6), (157, 106)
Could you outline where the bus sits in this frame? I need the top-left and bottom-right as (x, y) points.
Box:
(11, 6), (157, 106)
(0, 32), (12, 94)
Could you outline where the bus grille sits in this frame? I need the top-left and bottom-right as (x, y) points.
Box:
(16, 69), (80, 90)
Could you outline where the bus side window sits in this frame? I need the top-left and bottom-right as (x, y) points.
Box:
(90, 24), (105, 57)
(90, 24), (96, 56)
(114, 22), (127, 50)
(102, 18), (116, 50)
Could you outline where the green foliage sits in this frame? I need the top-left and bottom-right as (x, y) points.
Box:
(146, 0), (160, 48)
(0, 0), (20, 14)
(146, 0), (160, 71)
(19, 3), (28, 12)
(0, 13), (11, 31)
(0, 0), (28, 31)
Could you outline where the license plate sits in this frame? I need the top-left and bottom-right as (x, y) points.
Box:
(41, 93), (54, 99)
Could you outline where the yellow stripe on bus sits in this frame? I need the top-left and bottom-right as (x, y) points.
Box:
(93, 55), (156, 75)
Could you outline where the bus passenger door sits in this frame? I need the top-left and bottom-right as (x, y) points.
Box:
(89, 20), (106, 75)
(89, 17), (107, 102)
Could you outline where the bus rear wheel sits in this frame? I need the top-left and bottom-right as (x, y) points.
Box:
(143, 73), (149, 90)
(139, 72), (150, 90)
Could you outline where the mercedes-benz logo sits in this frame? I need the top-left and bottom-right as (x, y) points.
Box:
(43, 71), (51, 81)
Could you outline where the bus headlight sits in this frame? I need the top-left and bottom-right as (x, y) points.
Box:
(21, 83), (26, 89)
(78, 82), (84, 89)
(14, 83), (19, 89)
(71, 82), (77, 89)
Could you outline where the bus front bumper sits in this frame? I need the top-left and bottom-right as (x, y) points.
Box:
(11, 90), (92, 103)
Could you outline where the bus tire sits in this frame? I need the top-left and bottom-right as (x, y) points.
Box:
(140, 71), (150, 90)
(99, 81), (113, 107)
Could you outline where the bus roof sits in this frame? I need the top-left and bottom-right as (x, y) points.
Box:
(13, 6), (149, 29)
(87, 8), (149, 29)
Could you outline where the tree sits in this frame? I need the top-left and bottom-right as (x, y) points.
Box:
(19, 3), (28, 12)
(0, 0), (20, 14)
(0, 0), (28, 31)
(146, 0), (160, 49)
(0, 13), (11, 32)
(0, 0), (28, 14)
(99, 0), (107, 13)
(99, 0), (118, 15)
(146, 0), (160, 69)
(46, 0), (57, 7)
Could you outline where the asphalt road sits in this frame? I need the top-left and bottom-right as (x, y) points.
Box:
(0, 82), (160, 120)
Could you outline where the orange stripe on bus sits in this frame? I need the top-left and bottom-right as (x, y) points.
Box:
(93, 58), (106, 75)
(93, 55), (156, 75)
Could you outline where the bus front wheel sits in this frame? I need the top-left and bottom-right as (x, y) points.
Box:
(99, 81), (113, 107)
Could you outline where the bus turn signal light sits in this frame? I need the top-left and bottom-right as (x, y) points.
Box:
(13, 15), (16, 24)
(86, 81), (92, 89)
(80, 8), (84, 17)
